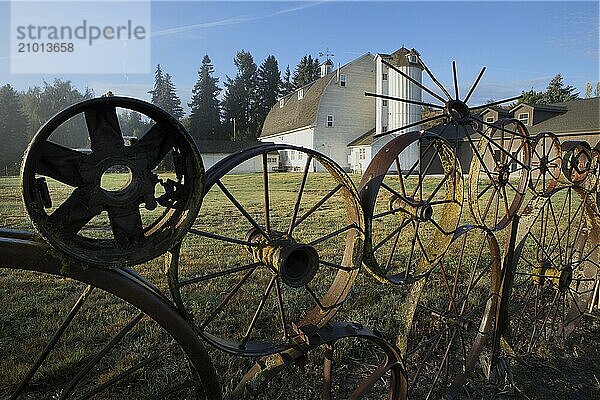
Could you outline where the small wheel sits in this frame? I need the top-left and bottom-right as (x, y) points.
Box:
(468, 118), (530, 231)
(0, 231), (221, 399)
(230, 322), (407, 400)
(561, 141), (593, 184)
(529, 132), (562, 196)
(504, 185), (600, 356)
(21, 96), (204, 267)
(167, 144), (364, 356)
(358, 131), (463, 284)
(400, 225), (502, 400)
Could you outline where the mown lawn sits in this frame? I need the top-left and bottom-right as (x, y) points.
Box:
(0, 173), (598, 399)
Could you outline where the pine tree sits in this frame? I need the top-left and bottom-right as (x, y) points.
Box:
(148, 64), (166, 107)
(222, 50), (259, 140)
(148, 65), (184, 119)
(163, 74), (184, 119)
(189, 55), (221, 141)
(293, 55), (321, 88)
(0, 84), (29, 172)
(282, 65), (294, 95)
(520, 89), (545, 105)
(595, 82), (600, 97)
(542, 74), (579, 103)
(256, 55), (282, 133)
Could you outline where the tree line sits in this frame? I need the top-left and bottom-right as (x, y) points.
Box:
(0, 51), (324, 173)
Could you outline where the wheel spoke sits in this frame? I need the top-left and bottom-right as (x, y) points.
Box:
(216, 180), (269, 240)
(84, 104), (124, 155)
(179, 262), (261, 287)
(188, 228), (259, 247)
(240, 275), (277, 349)
(107, 206), (144, 247)
(463, 66), (486, 104)
(288, 155), (313, 236)
(59, 313), (145, 400)
(262, 153), (271, 235)
(381, 58), (447, 104)
(364, 92), (444, 109)
(292, 183), (343, 230)
(31, 141), (87, 187)
(11, 286), (93, 399)
(132, 122), (176, 170)
(452, 61), (459, 100)
(47, 188), (98, 237)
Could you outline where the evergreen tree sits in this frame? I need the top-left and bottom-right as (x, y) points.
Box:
(520, 89), (545, 105)
(596, 82), (600, 97)
(148, 65), (184, 119)
(222, 50), (259, 140)
(542, 74), (579, 103)
(20, 79), (93, 147)
(148, 64), (166, 107)
(0, 84), (29, 172)
(120, 110), (151, 138)
(293, 55), (321, 88)
(281, 65), (294, 95)
(585, 82), (593, 99)
(256, 55), (282, 132)
(189, 55), (221, 140)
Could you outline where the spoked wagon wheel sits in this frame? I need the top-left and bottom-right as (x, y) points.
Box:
(230, 322), (408, 400)
(21, 96), (204, 267)
(364, 57), (528, 232)
(468, 118), (530, 231)
(561, 141), (594, 185)
(504, 185), (600, 357)
(167, 144), (364, 356)
(358, 131), (463, 284)
(400, 226), (501, 400)
(529, 132), (562, 196)
(0, 230), (221, 400)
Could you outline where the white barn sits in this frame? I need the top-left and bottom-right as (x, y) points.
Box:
(260, 47), (424, 173)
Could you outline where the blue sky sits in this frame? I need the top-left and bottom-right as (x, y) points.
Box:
(1, 1), (598, 112)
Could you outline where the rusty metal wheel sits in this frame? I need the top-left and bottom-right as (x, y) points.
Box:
(230, 322), (407, 400)
(398, 226), (501, 399)
(561, 141), (593, 185)
(0, 229), (221, 400)
(358, 131), (463, 284)
(529, 132), (562, 196)
(504, 185), (600, 356)
(21, 96), (204, 267)
(167, 144), (364, 356)
(364, 57), (529, 233)
(468, 118), (531, 231)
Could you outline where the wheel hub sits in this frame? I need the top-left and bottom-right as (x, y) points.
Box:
(389, 194), (433, 222)
(444, 100), (471, 125)
(532, 260), (572, 292)
(246, 228), (320, 288)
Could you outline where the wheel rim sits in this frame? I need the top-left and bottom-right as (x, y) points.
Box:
(401, 226), (501, 399)
(231, 322), (408, 400)
(468, 118), (530, 231)
(167, 144), (364, 356)
(529, 132), (562, 196)
(21, 96), (204, 267)
(359, 131), (463, 284)
(506, 186), (599, 356)
(0, 230), (221, 400)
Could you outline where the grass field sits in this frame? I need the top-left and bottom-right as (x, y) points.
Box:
(0, 172), (598, 399)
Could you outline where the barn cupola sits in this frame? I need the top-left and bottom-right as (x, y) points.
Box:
(320, 59), (334, 77)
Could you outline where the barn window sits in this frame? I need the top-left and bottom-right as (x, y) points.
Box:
(298, 152), (303, 160)
(291, 151), (296, 160)
(486, 116), (494, 123)
(382, 126), (388, 133)
(297, 89), (304, 100)
(518, 112), (529, 125)
(407, 54), (418, 64)
(382, 100), (388, 107)
(279, 99), (284, 108)
(327, 115), (334, 127)
(340, 74), (347, 87)
(359, 148), (366, 160)
(382, 73), (388, 80)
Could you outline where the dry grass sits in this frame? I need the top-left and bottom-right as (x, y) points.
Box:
(0, 173), (598, 399)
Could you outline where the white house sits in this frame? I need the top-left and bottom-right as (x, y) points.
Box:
(260, 47), (424, 173)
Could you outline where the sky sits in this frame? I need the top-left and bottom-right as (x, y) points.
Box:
(0, 1), (598, 112)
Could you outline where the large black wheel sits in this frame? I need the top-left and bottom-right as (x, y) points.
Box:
(21, 96), (204, 267)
